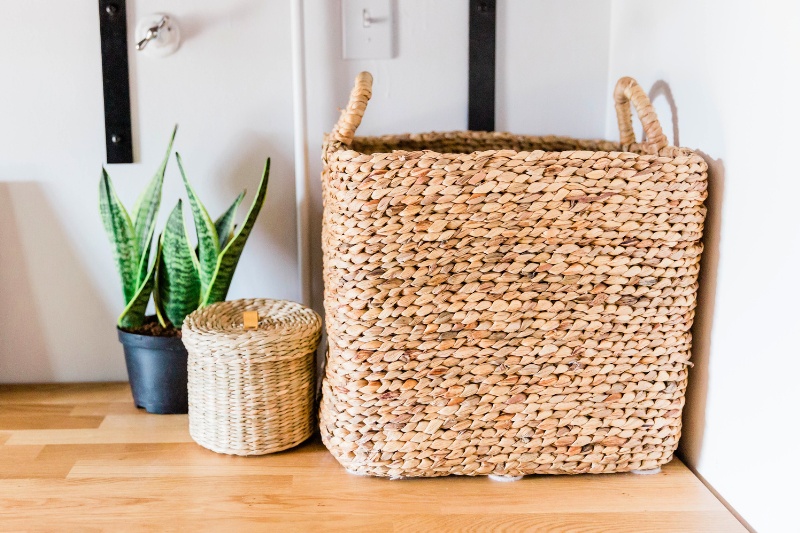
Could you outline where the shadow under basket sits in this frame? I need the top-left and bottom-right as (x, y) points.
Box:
(318, 72), (708, 478)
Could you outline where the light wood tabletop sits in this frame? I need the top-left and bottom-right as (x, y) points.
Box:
(0, 383), (745, 532)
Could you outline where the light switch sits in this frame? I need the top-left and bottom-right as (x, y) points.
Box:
(342, 0), (394, 60)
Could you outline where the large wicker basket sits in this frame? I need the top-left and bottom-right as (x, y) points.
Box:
(320, 72), (707, 478)
(183, 298), (321, 456)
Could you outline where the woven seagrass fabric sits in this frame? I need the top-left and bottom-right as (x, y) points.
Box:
(184, 298), (321, 456)
(320, 73), (707, 478)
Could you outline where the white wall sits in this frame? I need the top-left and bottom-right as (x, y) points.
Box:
(497, 0), (610, 138)
(0, 0), (298, 382)
(606, 1), (800, 531)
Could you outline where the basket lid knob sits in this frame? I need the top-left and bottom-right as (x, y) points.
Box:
(242, 311), (259, 330)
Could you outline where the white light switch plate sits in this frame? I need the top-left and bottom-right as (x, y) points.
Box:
(342, 0), (394, 60)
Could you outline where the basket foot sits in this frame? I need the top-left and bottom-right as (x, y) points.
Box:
(488, 474), (524, 482)
(345, 468), (369, 477)
(631, 466), (661, 475)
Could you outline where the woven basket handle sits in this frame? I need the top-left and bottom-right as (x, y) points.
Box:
(614, 76), (669, 151)
(331, 71), (373, 146)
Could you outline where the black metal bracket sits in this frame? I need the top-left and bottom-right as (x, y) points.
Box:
(98, 0), (134, 163)
(468, 0), (496, 132)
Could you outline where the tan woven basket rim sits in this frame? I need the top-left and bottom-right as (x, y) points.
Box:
(183, 298), (321, 365)
(327, 131), (697, 160)
(328, 73), (687, 158)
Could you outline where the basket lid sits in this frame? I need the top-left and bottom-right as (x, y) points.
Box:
(182, 299), (321, 356)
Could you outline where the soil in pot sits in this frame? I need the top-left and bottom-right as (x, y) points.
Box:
(118, 317), (188, 414)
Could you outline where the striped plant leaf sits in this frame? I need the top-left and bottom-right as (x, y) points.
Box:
(215, 191), (245, 250)
(203, 159), (270, 306)
(176, 153), (219, 296)
(156, 201), (201, 328)
(99, 169), (138, 303)
(117, 245), (157, 328)
(153, 240), (167, 328)
(137, 224), (155, 287)
(131, 125), (176, 260)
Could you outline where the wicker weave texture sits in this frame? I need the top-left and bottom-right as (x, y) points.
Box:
(319, 73), (708, 478)
(184, 299), (321, 456)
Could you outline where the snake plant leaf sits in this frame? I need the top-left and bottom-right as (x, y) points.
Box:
(117, 244), (157, 329)
(176, 153), (220, 296)
(137, 224), (155, 287)
(156, 201), (201, 328)
(214, 191), (245, 250)
(202, 159), (270, 306)
(153, 239), (167, 328)
(131, 125), (176, 260)
(99, 169), (138, 303)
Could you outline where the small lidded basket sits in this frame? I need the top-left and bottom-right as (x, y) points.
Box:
(183, 298), (321, 456)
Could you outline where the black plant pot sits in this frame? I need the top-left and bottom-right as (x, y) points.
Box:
(117, 327), (188, 414)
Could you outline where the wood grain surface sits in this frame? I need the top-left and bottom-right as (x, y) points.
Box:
(0, 383), (745, 532)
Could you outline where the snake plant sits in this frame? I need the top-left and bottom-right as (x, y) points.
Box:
(153, 155), (270, 329)
(99, 127), (176, 328)
(100, 126), (270, 331)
